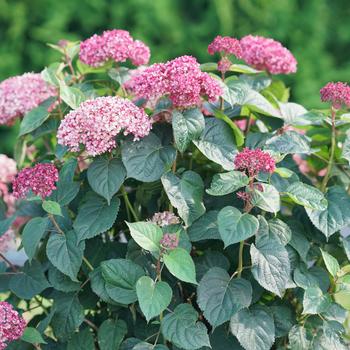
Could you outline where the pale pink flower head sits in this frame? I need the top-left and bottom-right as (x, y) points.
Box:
(208, 36), (242, 58)
(79, 29), (150, 67)
(0, 72), (57, 125)
(240, 35), (297, 75)
(234, 147), (275, 177)
(0, 155), (17, 183)
(217, 57), (232, 74)
(0, 229), (16, 254)
(13, 163), (59, 199)
(160, 233), (179, 250)
(0, 301), (26, 350)
(320, 82), (350, 109)
(57, 96), (152, 156)
(151, 211), (180, 227)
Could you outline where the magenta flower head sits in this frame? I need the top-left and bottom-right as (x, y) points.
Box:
(208, 35), (242, 58)
(160, 233), (179, 250)
(0, 301), (26, 350)
(240, 35), (297, 75)
(0, 155), (17, 183)
(57, 96), (152, 156)
(126, 55), (222, 108)
(151, 211), (180, 227)
(79, 29), (150, 67)
(0, 72), (57, 125)
(13, 163), (59, 199)
(234, 147), (275, 177)
(320, 82), (350, 109)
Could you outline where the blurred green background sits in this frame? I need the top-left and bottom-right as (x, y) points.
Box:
(1, 0), (350, 153)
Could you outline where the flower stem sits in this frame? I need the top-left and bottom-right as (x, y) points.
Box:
(237, 240), (245, 278)
(48, 214), (64, 234)
(321, 108), (337, 192)
(121, 185), (139, 221)
(83, 256), (94, 271)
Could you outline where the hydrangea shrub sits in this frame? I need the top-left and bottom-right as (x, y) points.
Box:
(1, 31), (350, 350)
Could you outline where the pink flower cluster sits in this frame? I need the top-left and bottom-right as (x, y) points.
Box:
(57, 96), (152, 156)
(208, 35), (242, 58)
(13, 163), (59, 199)
(0, 73), (57, 125)
(79, 29), (150, 67)
(151, 211), (180, 227)
(0, 155), (17, 184)
(0, 302), (26, 350)
(240, 35), (297, 74)
(0, 229), (15, 254)
(125, 55), (222, 108)
(320, 82), (350, 109)
(234, 148), (275, 177)
(160, 233), (179, 250)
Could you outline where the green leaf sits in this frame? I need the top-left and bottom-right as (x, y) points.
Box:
(230, 306), (275, 350)
(251, 183), (281, 213)
(136, 276), (173, 322)
(46, 230), (85, 281)
(188, 211), (220, 242)
(193, 118), (237, 170)
(87, 157), (126, 204)
(341, 130), (350, 165)
(274, 167), (294, 178)
(51, 292), (84, 340)
(197, 267), (252, 327)
(161, 171), (205, 226)
(217, 206), (259, 247)
(122, 133), (176, 182)
(59, 82), (85, 109)
(342, 236), (350, 261)
(67, 328), (95, 350)
(172, 108), (205, 153)
(288, 220), (311, 263)
(108, 67), (130, 85)
(195, 250), (230, 281)
(126, 221), (163, 253)
(73, 192), (120, 241)
(19, 98), (54, 136)
(265, 131), (312, 154)
(22, 217), (49, 261)
(98, 319), (128, 350)
(89, 267), (116, 304)
(270, 305), (295, 337)
(48, 265), (80, 292)
(163, 248), (197, 284)
(320, 249), (340, 278)
(294, 265), (330, 293)
(0, 216), (16, 236)
(206, 171), (249, 196)
(9, 260), (50, 299)
(101, 259), (145, 304)
(286, 181), (327, 210)
(306, 186), (350, 238)
(42, 200), (63, 216)
(303, 286), (332, 314)
(161, 304), (211, 350)
(288, 325), (311, 350)
(229, 64), (262, 74)
(250, 237), (290, 297)
(21, 327), (46, 344)
(214, 110), (244, 146)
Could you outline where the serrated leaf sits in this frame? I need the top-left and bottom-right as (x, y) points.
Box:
(251, 183), (280, 213)
(59, 82), (85, 109)
(42, 200), (62, 216)
(197, 267), (252, 327)
(122, 133), (176, 182)
(265, 131), (312, 154)
(270, 305), (295, 337)
(288, 325), (311, 350)
(87, 157), (126, 204)
(195, 250), (230, 281)
(46, 230), (85, 281)
(303, 286), (332, 314)
(136, 276), (172, 322)
(293, 265), (330, 293)
(188, 211), (220, 242)
(230, 306), (275, 350)
(342, 130), (350, 165)
(214, 110), (245, 146)
(98, 319), (128, 350)
(172, 108), (205, 153)
(73, 192), (120, 241)
(89, 267), (116, 304)
(21, 327), (46, 345)
(161, 304), (211, 350)
(320, 249), (340, 278)
(193, 118), (237, 170)
(268, 218), (292, 245)
(287, 220), (311, 263)
(163, 248), (197, 284)
(218, 206), (259, 247)
(250, 237), (290, 297)
(48, 265), (80, 292)
(206, 171), (249, 196)
(161, 171), (205, 226)
(67, 328), (95, 350)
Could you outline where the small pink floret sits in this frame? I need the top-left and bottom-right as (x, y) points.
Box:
(151, 211), (180, 227)
(0, 155), (17, 183)
(320, 82), (350, 109)
(208, 35), (242, 58)
(160, 233), (179, 250)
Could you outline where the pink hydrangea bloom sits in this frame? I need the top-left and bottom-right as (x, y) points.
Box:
(151, 211), (180, 227)
(0, 301), (26, 350)
(320, 82), (350, 109)
(240, 35), (297, 75)
(0, 73), (57, 125)
(208, 36), (242, 58)
(57, 96), (152, 156)
(160, 233), (179, 250)
(0, 155), (17, 183)
(79, 29), (150, 67)
(293, 154), (311, 175)
(217, 57), (232, 74)
(234, 148), (275, 177)
(0, 229), (16, 254)
(13, 163), (59, 199)
(127, 55), (222, 108)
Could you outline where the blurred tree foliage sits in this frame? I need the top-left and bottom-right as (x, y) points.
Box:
(0, 0), (350, 152)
